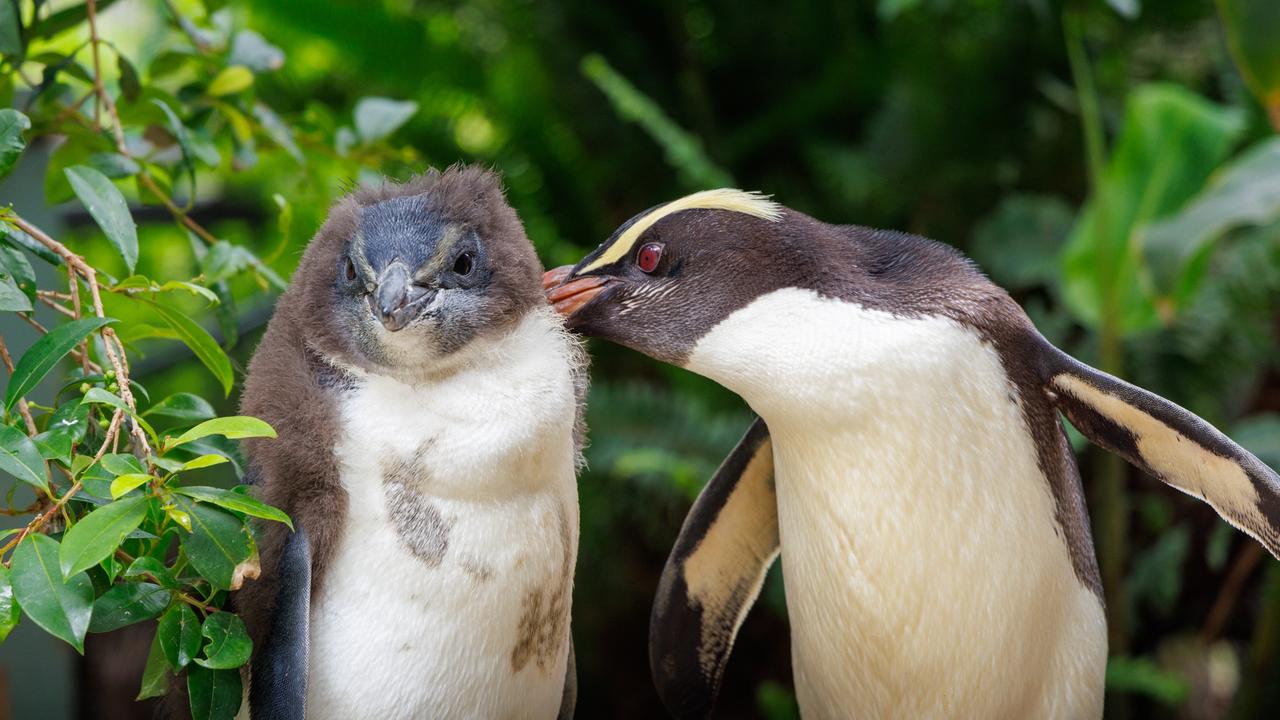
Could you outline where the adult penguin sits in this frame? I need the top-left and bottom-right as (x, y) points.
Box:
(544, 189), (1280, 719)
(238, 166), (585, 720)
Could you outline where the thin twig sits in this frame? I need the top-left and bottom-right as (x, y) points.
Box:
(1201, 542), (1266, 643)
(0, 335), (38, 435)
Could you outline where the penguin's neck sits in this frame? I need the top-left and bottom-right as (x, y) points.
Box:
(685, 288), (1105, 717)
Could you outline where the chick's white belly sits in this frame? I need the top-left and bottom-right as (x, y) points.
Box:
(305, 489), (573, 720)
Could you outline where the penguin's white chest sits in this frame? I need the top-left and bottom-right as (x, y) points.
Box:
(306, 314), (580, 720)
(686, 288), (1107, 719)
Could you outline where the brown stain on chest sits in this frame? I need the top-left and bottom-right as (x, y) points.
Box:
(381, 444), (454, 566)
(510, 505), (573, 674)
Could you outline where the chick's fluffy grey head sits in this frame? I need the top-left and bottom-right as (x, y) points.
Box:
(296, 166), (543, 375)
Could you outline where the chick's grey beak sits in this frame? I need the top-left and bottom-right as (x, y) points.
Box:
(374, 262), (434, 332)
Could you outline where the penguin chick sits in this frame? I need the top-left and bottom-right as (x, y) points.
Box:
(545, 189), (1280, 719)
(238, 166), (585, 720)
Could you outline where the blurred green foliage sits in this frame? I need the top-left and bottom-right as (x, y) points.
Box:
(2, 0), (1280, 718)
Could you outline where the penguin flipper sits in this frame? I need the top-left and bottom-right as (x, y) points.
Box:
(248, 523), (311, 720)
(557, 637), (576, 720)
(650, 417), (778, 719)
(1046, 348), (1280, 558)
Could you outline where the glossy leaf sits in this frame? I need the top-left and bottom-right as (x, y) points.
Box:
(0, 242), (36, 303)
(124, 556), (180, 590)
(59, 495), (148, 577)
(208, 66), (254, 97)
(1218, 0), (1280, 129)
(354, 97), (418, 143)
(143, 393), (216, 423)
(1060, 85), (1243, 333)
(175, 485), (292, 529)
(1142, 137), (1280, 301)
(137, 630), (170, 700)
(109, 473), (153, 499)
(11, 535), (93, 653)
(64, 165), (138, 274)
(167, 416), (276, 449)
(88, 581), (170, 632)
(188, 664), (243, 720)
(158, 603), (201, 670)
(35, 400), (89, 463)
(0, 424), (48, 490)
(143, 301), (233, 395)
(0, 271), (31, 311)
(176, 454), (229, 471)
(0, 109), (30, 181)
(99, 452), (146, 476)
(89, 152), (140, 179)
(4, 316), (114, 411)
(172, 496), (252, 590)
(196, 611), (251, 669)
(0, 566), (19, 643)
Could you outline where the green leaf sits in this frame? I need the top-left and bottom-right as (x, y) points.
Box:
(0, 242), (36, 303)
(5, 316), (114, 411)
(59, 495), (148, 577)
(33, 400), (90, 464)
(0, 109), (31, 181)
(88, 581), (170, 632)
(200, 241), (252, 283)
(1060, 84), (1243, 333)
(0, 0), (21, 57)
(99, 452), (145, 476)
(10, 535), (94, 653)
(354, 97), (419, 143)
(0, 221), (60, 265)
(117, 53), (141, 103)
(158, 603), (201, 670)
(152, 100), (197, 197)
(137, 630), (171, 699)
(142, 301), (233, 395)
(176, 454), (229, 471)
(175, 486), (292, 529)
(0, 424), (48, 491)
(172, 496), (252, 590)
(64, 165), (139, 274)
(1105, 656), (1189, 705)
(89, 152), (140, 179)
(0, 566), (20, 643)
(144, 393), (216, 423)
(229, 30), (284, 72)
(124, 556), (178, 589)
(27, 0), (121, 40)
(1142, 137), (1280, 300)
(252, 102), (303, 164)
(188, 664), (243, 720)
(167, 417), (276, 450)
(109, 473), (153, 499)
(207, 66), (254, 97)
(158, 281), (220, 305)
(1218, 0), (1280, 129)
(196, 612), (251, 669)
(0, 272), (31, 311)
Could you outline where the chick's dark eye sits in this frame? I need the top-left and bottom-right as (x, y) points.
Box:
(453, 252), (474, 276)
(636, 242), (663, 273)
(344, 257), (357, 282)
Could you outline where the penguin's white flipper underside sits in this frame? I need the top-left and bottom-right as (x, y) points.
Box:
(1045, 346), (1280, 557)
(248, 524), (311, 720)
(649, 417), (778, 720)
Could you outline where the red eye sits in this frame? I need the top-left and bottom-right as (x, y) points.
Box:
(636, 243), (664, 273)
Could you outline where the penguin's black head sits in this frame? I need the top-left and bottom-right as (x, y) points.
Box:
(544, 189), (795, 364)
(297, 165), (544, 375)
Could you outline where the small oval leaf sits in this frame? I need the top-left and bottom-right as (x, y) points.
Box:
(158, 603), (202, 670)
(196, 611), (251, 669)
(59, 495), (148, 577)
(89, 581), (170, 632)
(11, 535), (93, 653)
(64, 165), (138, 273)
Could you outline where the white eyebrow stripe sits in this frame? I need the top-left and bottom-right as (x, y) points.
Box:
(576, 188), (782, 275)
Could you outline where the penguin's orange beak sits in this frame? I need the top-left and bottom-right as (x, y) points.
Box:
(543, 266), (609, 318)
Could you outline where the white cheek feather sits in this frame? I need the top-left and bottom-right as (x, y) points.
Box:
(303, 307), (581, 720)
(686, 288), (1106, 719)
